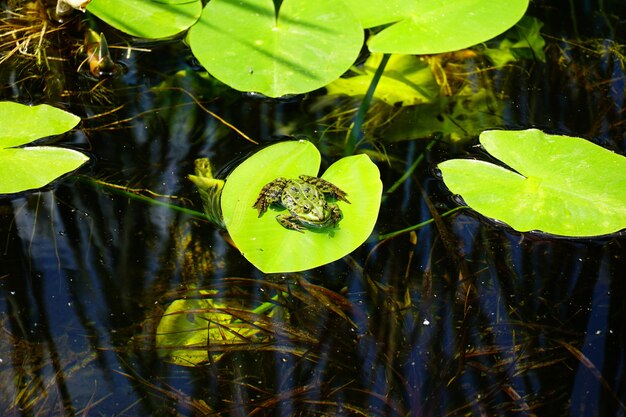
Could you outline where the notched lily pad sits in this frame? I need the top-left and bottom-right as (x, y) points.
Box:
(187, 0), (363, 97)
(221, 141), (382, 273)
(438, 129), (626, 237)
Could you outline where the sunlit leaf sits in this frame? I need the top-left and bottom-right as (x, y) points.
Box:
(368, 0), (529, 54)
(221, 141), (382, 273)
(0, 102), (80, 147)
(0, 102), (88, 194)
(0, 147), (89, 194)
(187, 0), (363, 97)
(438, 129), (626, 236)
(88, 0), (202, 39)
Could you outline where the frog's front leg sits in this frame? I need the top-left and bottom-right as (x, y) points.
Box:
(253, 178), (288, 216)
(276, 213), (305, 233)
(299, 175), (350, 203)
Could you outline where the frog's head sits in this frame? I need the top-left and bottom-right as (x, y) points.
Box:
(299, 203), (328, 223)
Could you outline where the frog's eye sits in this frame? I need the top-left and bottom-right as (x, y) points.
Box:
(302, 204), (311, 213)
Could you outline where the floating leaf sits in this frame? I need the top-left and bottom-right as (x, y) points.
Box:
(368, 0), (529, 54)
(221, 141), (382, 273)
(0, 102), (88, 195)
(438, 129), (626, 236)
(187, 0), (363, 97)
(0, 102), (81, 147)
(88, 0), (202, 39)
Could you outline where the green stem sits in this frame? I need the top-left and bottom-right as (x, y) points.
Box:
(378, 206), (467, 240)
(345, 53), (390, 156)
(80, 176), (208, 220)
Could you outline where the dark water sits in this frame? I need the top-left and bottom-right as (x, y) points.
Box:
(1, 1), (626, 416)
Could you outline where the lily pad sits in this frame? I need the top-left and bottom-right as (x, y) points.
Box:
(438, 129), (626, 237)
(368, 0), (529, 55)
(0, 102), (88, 195)
(187, 0), (363, 97)
(221, 141), (382, 273)
(88, 0), (202, 39)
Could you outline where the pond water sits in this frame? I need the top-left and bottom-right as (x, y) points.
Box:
(1, 1), (626, 416)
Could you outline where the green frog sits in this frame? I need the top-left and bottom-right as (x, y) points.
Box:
(253, 175), (350, 232)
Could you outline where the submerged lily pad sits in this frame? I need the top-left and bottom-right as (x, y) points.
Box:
(156, 290), (270, 366)
(187, 0), (363, 97)
(438, 129), (626, 237)
(221, 141), (382, 273)
(0, 102), (88, 195)
(326, 53), (439, 106)
(368, 0), (529, 54)
(88, 0), (202, 39)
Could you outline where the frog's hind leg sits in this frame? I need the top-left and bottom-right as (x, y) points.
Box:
(276, 214), (305, 233)
(328, 204), (343, 227)
(299, 175), (350, 203)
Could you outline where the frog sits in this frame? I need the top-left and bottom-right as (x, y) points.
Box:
(253, 175), (350, 232)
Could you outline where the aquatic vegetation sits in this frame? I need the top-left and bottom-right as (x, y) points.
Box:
(156, 288), (280, 366)
(0, 102), (88, 194)
(2, 0), (626, 415)
(365, 0), (529, 54)
(438, 129), (626, 236)
(187, 0), (363, 97)
(326, 53), (440, 107)
(87, 0), (202, 38)
(85, 0), (529, 97)
(220, 140), (382, 273)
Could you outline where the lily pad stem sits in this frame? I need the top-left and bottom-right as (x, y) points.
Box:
(345, 53), (390, 156)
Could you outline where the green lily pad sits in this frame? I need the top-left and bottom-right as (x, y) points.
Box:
(0, 102), (88, 195)
(187, 0), (363, 97)
(368, 0), (529, 54)
(88, 0), (202, 39)
(438, 129), (626, 237)
(221, 141), (382, 273)
(0, 102), (81, 147)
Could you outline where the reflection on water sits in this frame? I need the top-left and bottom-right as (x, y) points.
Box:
(1, 1), (626, 415)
